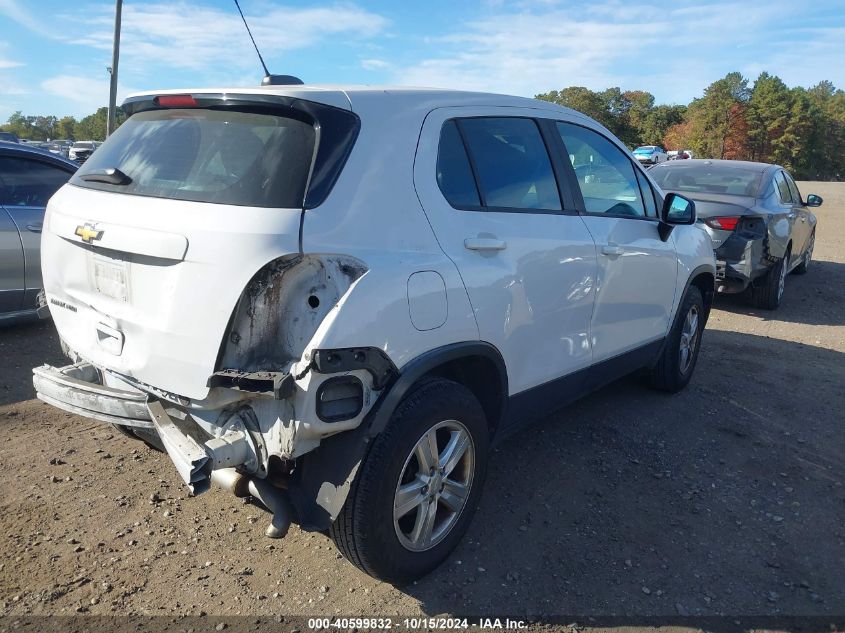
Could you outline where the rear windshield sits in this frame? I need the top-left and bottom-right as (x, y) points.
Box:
(71, 108), (316, 208)
(650, 164), (764, 196)
(634, 147), (654, 153)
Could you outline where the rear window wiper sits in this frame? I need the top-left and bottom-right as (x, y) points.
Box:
(80, 167), (132, 185)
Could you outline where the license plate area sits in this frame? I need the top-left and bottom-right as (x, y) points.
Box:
(90, 253), (131, 302)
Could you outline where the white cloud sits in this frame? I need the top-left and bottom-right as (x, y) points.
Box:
(0, 38), (24, 70)
(40, 75), (139, 116)
(396, 10), (660, 94)
(0, 0), (60, 38)
(67, 2), (390, 77)
(360, 58), (392, 71)
(391, 0), (845, 102)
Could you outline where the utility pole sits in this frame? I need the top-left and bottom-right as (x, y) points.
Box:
(106, 0), (123, 137)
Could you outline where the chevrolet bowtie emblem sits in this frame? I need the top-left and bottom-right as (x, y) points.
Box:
(75, 224), (103, 243)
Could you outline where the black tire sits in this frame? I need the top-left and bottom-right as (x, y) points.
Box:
(750, 251), (788, 310)
(649, 285), (704, 392)
(792, 231), (814, 275)
(111, 423), (165, 452)
(330, 378), (489, 584)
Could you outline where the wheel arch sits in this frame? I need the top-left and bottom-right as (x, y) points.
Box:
(286, 341), (508, 532)
(368, 341), (508, 438)
(684, 265), (715, 325)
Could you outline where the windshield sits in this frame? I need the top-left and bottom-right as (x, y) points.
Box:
(634, 147), (655, 154)
(72, 108), (316, 208)
(73, 142), (94, 149)
(650, 164), (764, 196)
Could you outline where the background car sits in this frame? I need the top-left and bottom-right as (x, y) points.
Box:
(668, 149), (694, 160)
(68, 140), (100, 163)
(633, 145), (668, 165)
(46, 141), (71, 158)
(0, 131), (20, 144)
(0, 141), (77, 323)
(650, 159), (822, 309)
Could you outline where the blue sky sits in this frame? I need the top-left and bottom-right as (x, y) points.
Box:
(1, 0), (844, 120)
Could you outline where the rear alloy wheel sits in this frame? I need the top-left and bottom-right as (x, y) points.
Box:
(393, 420), (475, 552)
(330, 378), (488, 584)
(649, 285), (704, 392)
(751, 251), (788, 310)
(792, 231), (814, 275)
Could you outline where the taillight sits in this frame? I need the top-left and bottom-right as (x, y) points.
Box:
(154, 94), (198, 108)
(704, 216), (740, 231)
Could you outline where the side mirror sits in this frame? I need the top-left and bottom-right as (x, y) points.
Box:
(806, 194), (823, 207)
(658, 193), (696, 241)
(661, 192), (696, 224)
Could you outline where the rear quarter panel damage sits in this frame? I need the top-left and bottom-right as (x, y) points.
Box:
(217, 254), (368, 372)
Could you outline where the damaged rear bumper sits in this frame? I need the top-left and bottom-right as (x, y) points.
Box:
(32, 361), (295, 536)
(34, 362), (259, 493)
(33, 363), (153, 428)
(714, 236), (771, 294)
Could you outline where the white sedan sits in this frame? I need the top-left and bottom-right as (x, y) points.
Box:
(633, 145), (668, 165)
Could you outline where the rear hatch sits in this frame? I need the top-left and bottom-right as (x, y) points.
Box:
(42, 91), (358, 400)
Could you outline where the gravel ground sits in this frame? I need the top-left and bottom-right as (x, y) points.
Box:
(1, 182), (843, 626)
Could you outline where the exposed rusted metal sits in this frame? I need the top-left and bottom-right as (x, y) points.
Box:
(217, 254), (367, 374)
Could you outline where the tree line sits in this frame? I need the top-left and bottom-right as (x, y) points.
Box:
(0, 106), (125, 143)
(4, 70), (843, 179)
(538, 71), (844, 180)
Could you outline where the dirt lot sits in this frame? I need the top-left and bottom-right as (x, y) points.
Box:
(1, 183), (843, 625)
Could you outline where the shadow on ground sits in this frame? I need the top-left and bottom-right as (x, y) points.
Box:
(1, 318), (843, 624)
(714, 259), (845, 327)
(399, 329), (845, 620)
(0, 320), (64, 406)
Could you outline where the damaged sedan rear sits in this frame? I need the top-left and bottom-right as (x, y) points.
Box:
(650, 159), (822, 309)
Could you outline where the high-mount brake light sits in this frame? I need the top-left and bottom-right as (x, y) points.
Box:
(705, 216), (740, 231)
(155, 95), (198, 108)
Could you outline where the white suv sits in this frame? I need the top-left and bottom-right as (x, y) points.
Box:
(33, 84), (715, 583)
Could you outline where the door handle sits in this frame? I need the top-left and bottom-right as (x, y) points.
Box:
(26, 222), (43, 233)
(601, 245), (624, 257)
(464, 237), (507, 252)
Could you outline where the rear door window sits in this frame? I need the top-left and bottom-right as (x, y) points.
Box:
(783, 172), (803, 204)
(436, 121), (481, 208)
(774, 172), (793, 204)
(457, 117), (561, 211)
(0, 156), (74, 207)
(72, 108), (317, 208)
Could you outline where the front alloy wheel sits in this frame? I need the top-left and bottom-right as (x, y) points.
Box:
(678, 304), (700, 375)
(649, 285), (705, 392)
(393, 420), (475, 552)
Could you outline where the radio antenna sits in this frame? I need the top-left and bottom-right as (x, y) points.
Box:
(233, 0), (270, 77)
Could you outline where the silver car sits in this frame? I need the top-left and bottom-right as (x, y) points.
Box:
(1, 141), (77, 324)
(650, 159), (822, 309)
